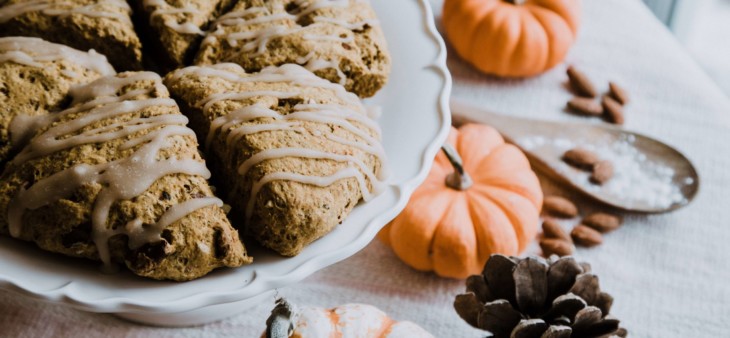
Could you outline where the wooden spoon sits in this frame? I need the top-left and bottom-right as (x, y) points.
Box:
(450, 100), (699, 213)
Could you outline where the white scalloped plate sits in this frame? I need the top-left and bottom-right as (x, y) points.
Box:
(0, 0), (451, 326)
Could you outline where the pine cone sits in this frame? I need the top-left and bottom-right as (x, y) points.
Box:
(454, 255), (627, 338)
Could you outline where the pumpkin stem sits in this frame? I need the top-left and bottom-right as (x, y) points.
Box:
(442, 144), (473, 191)
(504, 0), (526, 5)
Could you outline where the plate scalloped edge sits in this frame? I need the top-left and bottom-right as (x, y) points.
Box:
(0, 0), (452, 316)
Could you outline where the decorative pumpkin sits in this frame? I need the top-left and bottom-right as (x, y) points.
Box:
(443, 0), (581, 77)
(378, 124), (543, 279)
(264, 298), (434, 338)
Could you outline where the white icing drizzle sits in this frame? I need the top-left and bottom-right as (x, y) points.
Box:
(237, 147), (380, 185)
(143, 0), (205, 35)
(291, 0), (364, 16)
(212, 6), (267, 26)
(201, 0), (378, 82)
(11, 97), (180, 164)
(169, 63), (388, 221)
(7, 114), (57, 153)
(202, 90), (299, 112)
(0, 37), (115, 77)
(246, 167), (371, 220)
(178, 63), (360, 106)
(0, 0), (132, 24)
(125, 197), (222, 249)
(302, 33), (354, 44)
(312, 16), (378, 30)
(294, 102), (381, 133)
(60, 69), (79, 78)
(7, 72), (217, 268)
(0, 50), (44, 68)
(226, 122), (306, 146)
(296, 52), (346, 86)
(68, 71), (164, 105)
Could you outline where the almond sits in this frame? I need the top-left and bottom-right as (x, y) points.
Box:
(567, 65), (597, 98)
(563, 148), (599, 170)
(590, 160), (614, 184)
(583, 213), (622, 233)
(542, 220), (571, 242)
(602, 95), (625, 125)
(567, 97), (603, 116)
(609, 81), (629, 105)
(543, 196), (579, 218)
(540, 238), (574, 257)
(571, 225), (603, 247)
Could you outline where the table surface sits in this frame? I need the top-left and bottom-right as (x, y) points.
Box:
(3, 0), (730, 337)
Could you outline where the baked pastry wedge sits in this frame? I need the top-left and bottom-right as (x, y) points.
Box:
(0, 71), (252, 281)
(0, 0), (143, 71)
(165, 63), (387, 256)
(195, 0), (391, 98)
(0, 36), (115, 170)
(131, 0), (236, 71)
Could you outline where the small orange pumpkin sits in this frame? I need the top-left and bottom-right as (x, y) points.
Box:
(443, 0), (581, 77)
(378, 124), (543, 279)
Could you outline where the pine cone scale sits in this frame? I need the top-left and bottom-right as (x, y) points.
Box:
(540, 325), (572, 338)
(512, 319), (548, 338)
(477, 299), (523, 337)
(484, 254), (518, 305)
(544, 293), (586, 321)
(594, 292), (614, 315)
(546, 257), (583, 301)
(513, 258), (549, 316)
(573, 306), (603, 329)
(466, 274), (492, 303)
(453, 292), (482, 327)
(573, 307), (619, 337)
(570, 274), (601, 305)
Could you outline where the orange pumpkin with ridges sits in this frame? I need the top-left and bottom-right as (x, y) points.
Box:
(378, 124), (543, 279)
(443, 0), (581, 77)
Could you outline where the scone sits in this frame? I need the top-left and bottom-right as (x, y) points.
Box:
(0, 37), (115, 170)
(165, 63), (387, 256)
(195, 0), (391, 98)
(0, 0), (143, 71)
(0, 71), (252, 281)
(132, 0), (237, 71)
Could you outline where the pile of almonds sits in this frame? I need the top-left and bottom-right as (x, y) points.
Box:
(563, 147), (614, 184)
(539, 195), (622, 257)
(566, 65), (629, 125)
(530, 66), (632, 258)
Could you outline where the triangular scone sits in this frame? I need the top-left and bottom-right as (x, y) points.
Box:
(0, 0), (142, 71)
(0, 71), (251, 281)
(195, 0), (391, 98)
(131, 0), (237, 71)
(165, 63), (387, 256)
(0, 37), (116, 169)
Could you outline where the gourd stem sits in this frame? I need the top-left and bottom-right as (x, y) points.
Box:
(266, 298), (295, 338)
(504, 0), (526, 5)
(442, 144), (473, 191)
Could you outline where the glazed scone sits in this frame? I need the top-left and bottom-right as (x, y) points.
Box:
(195, 0), (391, 98)
(0, 0), (142, 71)
(0, 37), (115, 170)
(0, 71), (252, 281)
(165, 64), (387, 256)
(132, 0), (237, 71)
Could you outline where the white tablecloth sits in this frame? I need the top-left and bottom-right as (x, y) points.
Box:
(2, 0), (730, 337)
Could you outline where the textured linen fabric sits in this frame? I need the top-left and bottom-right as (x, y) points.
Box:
(2, 0), (730, 337)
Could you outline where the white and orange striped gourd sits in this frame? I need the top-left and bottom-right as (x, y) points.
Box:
(265, 299), (434, 338)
